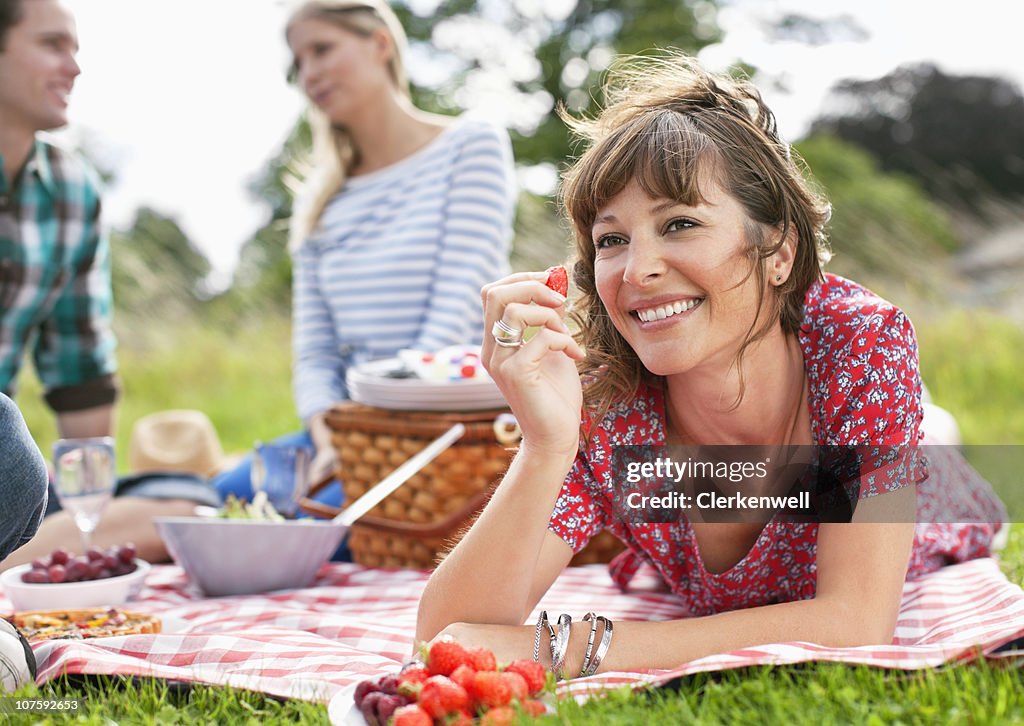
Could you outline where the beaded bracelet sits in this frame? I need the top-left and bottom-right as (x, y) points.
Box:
(549, 613), (572, 677)
(579, 615), (613, 677)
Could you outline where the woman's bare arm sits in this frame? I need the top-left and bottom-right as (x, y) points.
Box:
(432, 491), (916, 674)
(416, 447), (576, 642)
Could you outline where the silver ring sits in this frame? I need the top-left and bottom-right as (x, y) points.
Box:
(491, 318), (524, 348)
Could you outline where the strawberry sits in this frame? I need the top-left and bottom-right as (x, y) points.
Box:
(521, 699), (547, 717)
(449, 664), (476, 694)
(503, 659), (547, 695)
(480, 706), (517, 726)
(427, 639), (471, 676)
(391, 704), (432, 726)
(445, 710), (476, 726)
(500, 671), (529, 702)
(472, 670), (512, 709)
(544, 265), (569, 296)
(397, 665), (430, 697)
(466, 646), (498, 672)
(418, 675), (470, 719)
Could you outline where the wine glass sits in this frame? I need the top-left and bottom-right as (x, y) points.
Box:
(251, 442), (311, 518)
(52, 437), (116, 551)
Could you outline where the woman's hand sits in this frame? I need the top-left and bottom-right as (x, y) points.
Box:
(308, 444), (338, 488)
(427, 622), (537, 667)
(480, 272), (586, 459)
(306, 412), (339, 488)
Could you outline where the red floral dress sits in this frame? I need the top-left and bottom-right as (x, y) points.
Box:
(547, 274), (1006, 616)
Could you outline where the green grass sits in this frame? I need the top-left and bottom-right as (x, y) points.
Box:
(7, 676), (329, 725)
(557, 662), (1024, 725)
(916, 311), (1024, 445)
(7, 310), (1024, 723)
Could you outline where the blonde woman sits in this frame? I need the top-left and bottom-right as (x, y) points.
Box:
(213, 0), (517, 518)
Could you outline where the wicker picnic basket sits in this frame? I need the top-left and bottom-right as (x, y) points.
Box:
(314, 402), (625, 569)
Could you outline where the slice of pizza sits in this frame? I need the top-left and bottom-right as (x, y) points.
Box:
(8, 608), (161, 642)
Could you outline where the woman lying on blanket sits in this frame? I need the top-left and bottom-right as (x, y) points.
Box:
(415, 52), (1007, 677)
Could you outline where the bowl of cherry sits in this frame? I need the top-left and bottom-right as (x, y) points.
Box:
(0, 544), (150, 612)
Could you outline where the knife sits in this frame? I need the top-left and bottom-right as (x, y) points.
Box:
(332, 423), (466, 527)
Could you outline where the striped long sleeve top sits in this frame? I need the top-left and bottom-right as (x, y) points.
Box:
(291, 116), (516, 422)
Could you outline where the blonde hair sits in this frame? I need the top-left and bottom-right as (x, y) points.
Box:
(286, 0), (411, 249)
(560, 52), (831, 420)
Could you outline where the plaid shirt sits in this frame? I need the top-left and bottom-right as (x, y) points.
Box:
(0, 136), (117, 410)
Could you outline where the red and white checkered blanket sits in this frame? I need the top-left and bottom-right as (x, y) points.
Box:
(3, 558), (1022, 704)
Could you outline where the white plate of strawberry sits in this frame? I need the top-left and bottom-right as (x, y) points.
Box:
(328, 639), (552, 725)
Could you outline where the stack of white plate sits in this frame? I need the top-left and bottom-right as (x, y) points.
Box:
(346, 358), (507, 411)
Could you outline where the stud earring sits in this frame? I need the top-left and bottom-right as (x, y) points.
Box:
(775, 274), (783, 282)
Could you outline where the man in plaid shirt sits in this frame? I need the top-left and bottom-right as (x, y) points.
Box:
(0, 0), (212, 575)
(0, 82), (118, 424)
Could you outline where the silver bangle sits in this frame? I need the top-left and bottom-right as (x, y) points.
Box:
(532, 611), (549, 663)
(579, 615), (612, 677)
(579, 612), (599, 676)
(549, 613), (572, 678)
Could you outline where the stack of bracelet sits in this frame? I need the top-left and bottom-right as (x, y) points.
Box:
(532, 611), (614, 679)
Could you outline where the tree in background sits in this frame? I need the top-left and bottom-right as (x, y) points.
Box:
(394, 0), (721, 167)
(166, 4), (1009, 318)
(218, 121), (313, 321)
(810, 64), (1024, 210)
(111, 208), (212, 330)
(795, 134), (958, 302)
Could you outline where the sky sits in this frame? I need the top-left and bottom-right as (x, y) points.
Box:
(58, 0), (1022, 289)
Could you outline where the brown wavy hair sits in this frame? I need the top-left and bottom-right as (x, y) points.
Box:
(560, 52), (831, 421)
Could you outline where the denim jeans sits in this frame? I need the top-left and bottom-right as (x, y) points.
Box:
(0, 394), (48, 563)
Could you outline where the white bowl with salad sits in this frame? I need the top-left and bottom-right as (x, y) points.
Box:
(153, 494), (347, 597)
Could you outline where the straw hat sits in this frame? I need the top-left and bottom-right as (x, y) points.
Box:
(128, 410), (226, 478)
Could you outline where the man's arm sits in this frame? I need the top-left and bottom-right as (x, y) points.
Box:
(56, 402), (116, 439)
(34, 152), (119, 417)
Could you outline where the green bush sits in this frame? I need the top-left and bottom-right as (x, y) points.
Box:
(796, 134), (959, 300)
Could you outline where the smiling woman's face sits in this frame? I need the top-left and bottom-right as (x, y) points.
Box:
(592, 176), (773, 378)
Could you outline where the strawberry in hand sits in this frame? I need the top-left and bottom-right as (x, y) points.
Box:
(544, 265), (568, 297)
